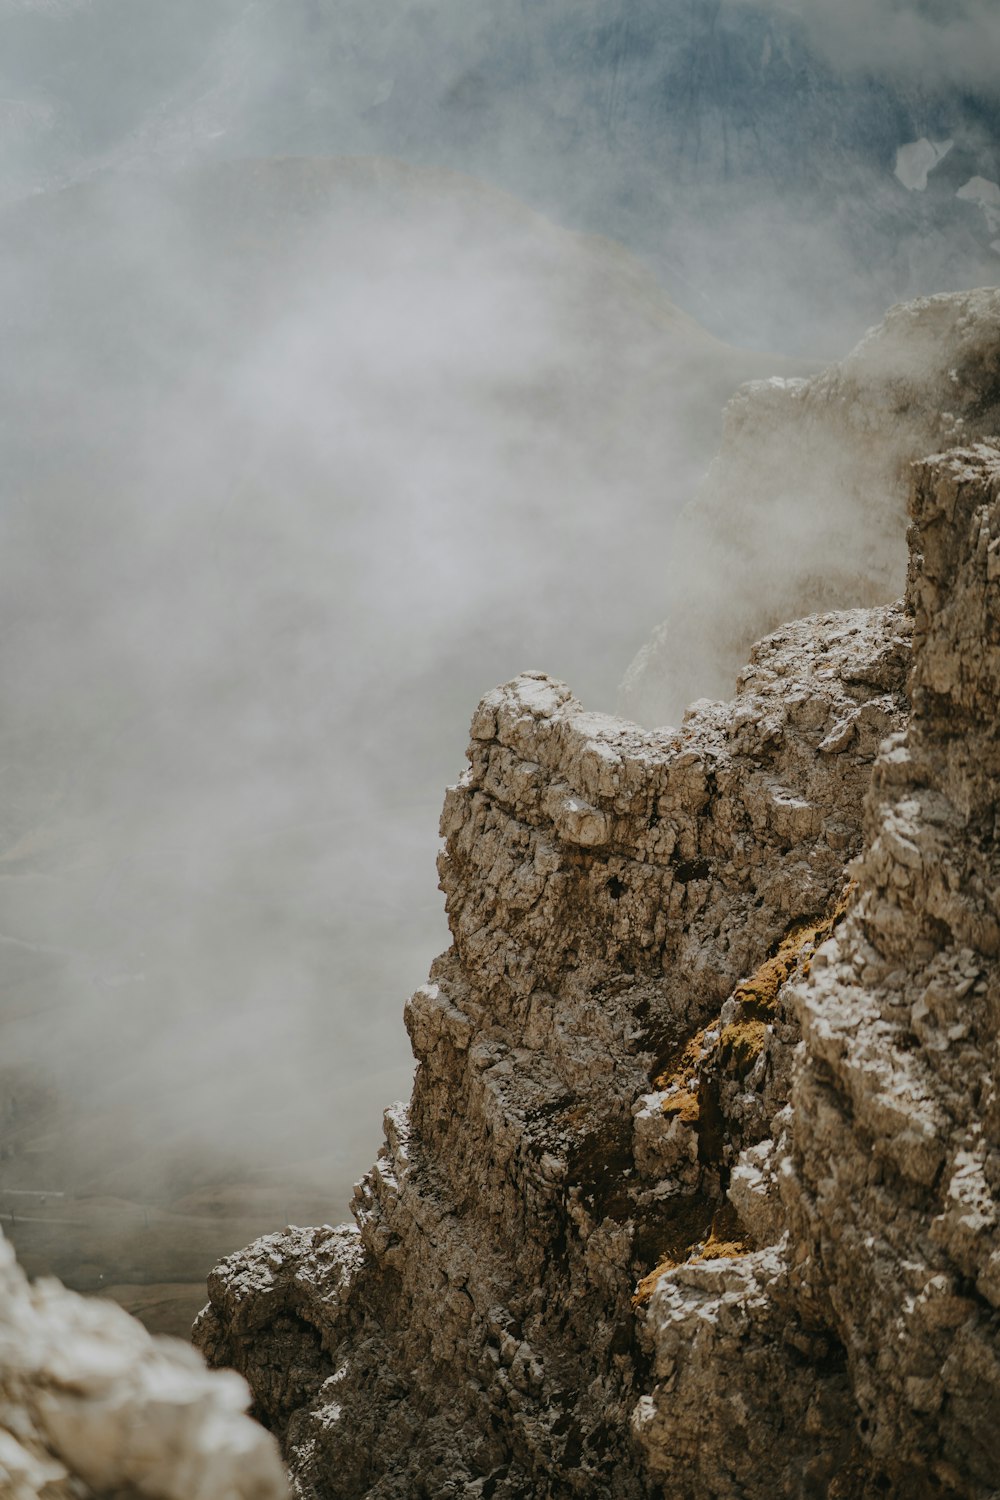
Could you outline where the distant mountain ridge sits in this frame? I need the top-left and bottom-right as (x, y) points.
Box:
(0, 0), (997, 348)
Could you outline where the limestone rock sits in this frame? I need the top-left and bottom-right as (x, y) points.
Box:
(783, 443), (1000, 1495)
(195, 427), (1000, 1498)
(622, 287), (1000, 726)
(197, 590), (910, 1496)
(0, 1226), (287, 1500)
(632, 443), (1000, 1499)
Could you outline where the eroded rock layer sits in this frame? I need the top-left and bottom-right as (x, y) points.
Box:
(197, 586), (912, 1495)
(634, 443), (1000, 1499)
(198, 444), (1000, 1498)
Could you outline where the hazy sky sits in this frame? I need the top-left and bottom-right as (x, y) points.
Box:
(0, 0), (997, 347)
(0, 150), (775, 1278)
(755, 0), (1000, 89)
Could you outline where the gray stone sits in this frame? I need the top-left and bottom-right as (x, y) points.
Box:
(197, 588), (912, 1496)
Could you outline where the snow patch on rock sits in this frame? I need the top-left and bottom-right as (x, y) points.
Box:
(957, 175), (1000, 234)
(895, 137), (953, 192)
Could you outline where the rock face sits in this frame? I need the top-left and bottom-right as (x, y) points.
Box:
(622, 287), (1000, 727)
(784, 442), (1000, 1493)
(634, 443), (1000, 1497)
(197, 443), (1000, 1497)
(0, 1227), (287, 1500)
(195, 579), (914, 1487)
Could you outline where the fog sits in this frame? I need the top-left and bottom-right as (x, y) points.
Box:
(0, 1), (996, 1330)
(0, 155), (781, 1320)
(748, 0), (1000, 89)
(2, 1), (998, 348)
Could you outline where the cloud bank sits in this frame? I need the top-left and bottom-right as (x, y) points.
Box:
(746, 0), (1000, 92)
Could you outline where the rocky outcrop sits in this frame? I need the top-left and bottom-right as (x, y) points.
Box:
(631, 443), (1000, 1498)
(622, 288), (1000, 727)
(196, 580), (912, 1492)
(197, 442), (1000, 1498)
(0, 1227), (287, 1499)
(786, 442), (1000, 1492)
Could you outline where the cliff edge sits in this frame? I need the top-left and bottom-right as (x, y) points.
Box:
(633, 443), (1000, 1496)
(194, 449), (1000, 1494)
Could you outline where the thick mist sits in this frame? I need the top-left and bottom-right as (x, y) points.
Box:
(750, 0), (1000, 88)
(0, 1), (996, 1331)
(0, 155), (785, 1325)
(1, 1), (998, 349)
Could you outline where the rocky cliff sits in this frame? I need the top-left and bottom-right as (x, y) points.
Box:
(633, 441), (1000, 1495)
(196, 445), (1000, 1494)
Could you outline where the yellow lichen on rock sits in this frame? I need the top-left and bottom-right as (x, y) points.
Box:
(660, 1088), (699, 1123)
(690, 1203), (753, 1265)
(731, 883), (856, 1021)
(634, 882), (858, 1312)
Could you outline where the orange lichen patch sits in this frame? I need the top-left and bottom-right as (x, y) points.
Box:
(652, 1028), (710, 1092)
(651, 882), (857, 1091)
(661, 1088), (699, 1123)
(632, 1193), (717, 1281)
(717, 1018), (769, 1079)
(734, 879), (857, 1020)
(631, 1205), (752, 1307)
(690, 1203), (753, 1264)
(633, 884), (858, 1313)
(631, 1258), (676, 1309)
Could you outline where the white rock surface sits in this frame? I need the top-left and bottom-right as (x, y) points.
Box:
(0, 1227), (287, 1499)
(895, 138), (953, 192)
(957, 176), (1000, 235)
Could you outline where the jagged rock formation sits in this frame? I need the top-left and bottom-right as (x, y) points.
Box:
(633, 442), (1000, 1498)
(198, 442), (1000, 1497)
(196, 566), (915, 1489)
(0, 1227), (287, 1499)
(622, 287), (1000, 726)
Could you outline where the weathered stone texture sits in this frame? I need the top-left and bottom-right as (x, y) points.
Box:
(0, 1227), (287, 1500)
(197, 596), (910, 1497)
(784, 443), (1000, 1495)
(196, 434), (1000, 1500)
(633, 443), (1000, 1499)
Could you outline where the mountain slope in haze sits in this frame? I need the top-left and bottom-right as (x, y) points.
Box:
(621, 285), (1000, 726)
(0, 154), (795, 1333)
(0, 0), (997, 349)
